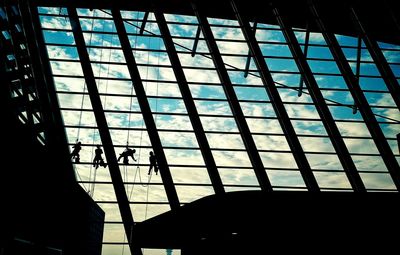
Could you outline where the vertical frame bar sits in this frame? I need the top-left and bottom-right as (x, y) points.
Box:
(191, 1), (273, 192)
(67, 8), (142, 255)
(231, 0), (320, 192)
(298, 25), (310, 97)
(272, 4), (366, 192)
(308, 0), (400, 190)
(139, 12), (149, 35)
(153, 10), (225, 195)
(191, 26), (201, 57)
(352, 36), (362, 114)
(244, 21), (257, 78)
(112, 9), (180, 209)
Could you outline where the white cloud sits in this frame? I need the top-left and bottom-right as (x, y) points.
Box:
(42, 13), (399, 248)
(40, 16), (71, 30)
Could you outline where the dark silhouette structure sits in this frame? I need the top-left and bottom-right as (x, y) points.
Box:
(1, 0), (399, 255)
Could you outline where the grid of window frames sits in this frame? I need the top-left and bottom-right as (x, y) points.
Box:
(37, 6), (400, 255)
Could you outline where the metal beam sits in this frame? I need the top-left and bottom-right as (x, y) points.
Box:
(349, 6), (400, 110)
(112, 9), (181, 209)
(139, 12), (149, 35)
(153, 10), (225, 195)
(191, 25), (201, 57)
(298, 25), (310, 97)
(308, 0), (400, 191)
(272, 4), (366, 192)
(192, 1), (273, 192)
(244, 21), (257, 78)
(67, 8), (142, 255)
(231, 0), (319, 192)
(352, 36), (362, 114)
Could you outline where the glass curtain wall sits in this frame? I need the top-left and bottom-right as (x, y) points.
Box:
(37, 6), (400, 255)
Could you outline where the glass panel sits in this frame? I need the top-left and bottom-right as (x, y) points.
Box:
(359, 173), (396, 190)
(313, 172), (352, 189)
(39, 9), (400, 254)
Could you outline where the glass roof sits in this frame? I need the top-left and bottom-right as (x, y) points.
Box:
(37, 6), (400, 255)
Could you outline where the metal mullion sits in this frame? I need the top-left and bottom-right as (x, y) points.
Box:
(231, 0), (319, 192)
(67, 7), (141, 255)
(172, 35), (243, 43)
(191, 25), (201, 56)
(353, 37), (362, 115)
(298, 25), (310, 97)
(45, 42), (120, 50)
(60, 107), (399, 123)
(98, 202), (172, 205)
(244, 21), (257, 78)
(308, 0), (400, 190)
(51, 50), (395, 66)
(349, 6), (400, 110)
(66, 126), (387, 140)
(50, 57), (228, 71)
(192, 1), (273, 192)
(139, 12), (149, 35)
(272, 5), (365, 192)
(154, 10), (225, 195)
(112, 9), (180, 210)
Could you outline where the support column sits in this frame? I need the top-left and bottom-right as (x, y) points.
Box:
(112, 9), (181, 209)
(308, 0), (400, 190)
(272, 3), (366, 192)
(154, 10), (225, 195)
(231, 0), (319, 192)
(192, 1), (273, 192)
(68, 8), (142, 255)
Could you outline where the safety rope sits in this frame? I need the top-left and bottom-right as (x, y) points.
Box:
(89, 10), (109, 197)
(74, 10), (97, 196)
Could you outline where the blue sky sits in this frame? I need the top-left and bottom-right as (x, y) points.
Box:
(38, 7), (400, 255)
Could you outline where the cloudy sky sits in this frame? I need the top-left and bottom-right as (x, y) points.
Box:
(38, 6), (400, 255)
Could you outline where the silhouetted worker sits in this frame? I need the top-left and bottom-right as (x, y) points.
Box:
(118, 146), (137, 165)
(397, 133), (400, 154)
(148, 151), (158, 175)
(93, 145), (107, 169)
(70, 141), (82, 163)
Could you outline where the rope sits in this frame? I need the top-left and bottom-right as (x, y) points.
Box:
(74, 167), (88, 191)
(88, 128), (96, 197)
(128, 14), (154, 200)
(143, 15), (158, 222)
(90, 13), (109, 197)
(75, 11), (96, 142)
(123, 11), (141, 200)
(73, 10), (97, 196)
(125, 16), (157, 230)
(144, 178), (151, 220)
(102, 17), (114, 108)
(90, 165), (98, 196)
